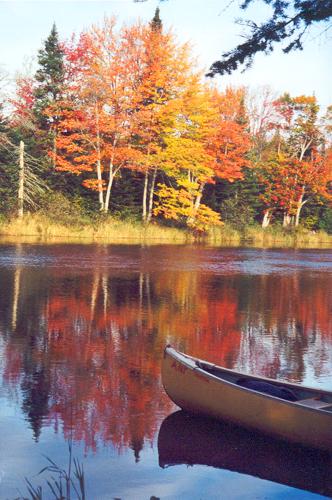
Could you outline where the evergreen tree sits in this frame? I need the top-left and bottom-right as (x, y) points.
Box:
(208, 0), (332, 76)
(34, 23), (65, 128)
(0, 106), (18, 214)
(150, 7), (162, 32)
(33, 23), (65, 171)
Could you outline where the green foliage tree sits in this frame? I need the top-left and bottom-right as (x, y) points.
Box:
(33, 23), (65, 169)
(150, 7), (163, 31)
(34, 23), (65, 128)
(0, 110), (18, 214)
(319, 206), (332, 233)
(207, 0), (332, 76)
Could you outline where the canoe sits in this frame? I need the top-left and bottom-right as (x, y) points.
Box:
(161, 345), (332, 451)
(158, 411), (332, 498)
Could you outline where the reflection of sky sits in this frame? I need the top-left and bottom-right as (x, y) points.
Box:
(0, 246), (332, 275)
(0, 414), (327, 500)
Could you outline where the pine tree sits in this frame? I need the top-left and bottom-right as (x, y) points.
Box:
(34, 23), (65, 127)
(0, 105), (18, 214)
(150, 7), (162, 32)
(33, 23), (65, 172)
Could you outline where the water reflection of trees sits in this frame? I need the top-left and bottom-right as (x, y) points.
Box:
(0, 246), (331, 456)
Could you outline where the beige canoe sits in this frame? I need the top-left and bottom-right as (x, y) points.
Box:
(162, 345), (332, 451)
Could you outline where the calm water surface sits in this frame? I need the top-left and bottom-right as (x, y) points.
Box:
(0, 244), (331, 499)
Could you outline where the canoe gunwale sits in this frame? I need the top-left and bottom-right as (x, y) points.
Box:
(164, 346), (332, 413)
(162, 345), (332, 450)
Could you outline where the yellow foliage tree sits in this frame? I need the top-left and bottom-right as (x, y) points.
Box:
(154, 180), (222, 233)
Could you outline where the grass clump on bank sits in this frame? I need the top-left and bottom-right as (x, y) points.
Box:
(0, 213), (193, 244)
(0, 212), (331, 247)
(207, 224), (332, 247)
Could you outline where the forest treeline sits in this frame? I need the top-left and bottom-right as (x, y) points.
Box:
(0, 10), (331, 235)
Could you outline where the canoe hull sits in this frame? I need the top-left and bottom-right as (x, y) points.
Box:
(162, 346), (332, 451)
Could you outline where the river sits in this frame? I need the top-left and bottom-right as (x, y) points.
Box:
(0, 243), (331, 499)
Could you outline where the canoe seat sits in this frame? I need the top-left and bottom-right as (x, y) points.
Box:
(236, 378), (297, 401)
(296, 398), (332, 409)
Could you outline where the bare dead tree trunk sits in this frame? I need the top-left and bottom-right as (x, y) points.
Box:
(18, 140), (24, 218)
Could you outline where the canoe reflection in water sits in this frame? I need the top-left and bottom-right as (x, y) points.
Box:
(158, 411), (332, 498)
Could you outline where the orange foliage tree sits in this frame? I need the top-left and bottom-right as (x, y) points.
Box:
(258, 94), (332, 226)
(51, 15), (198, 216)
(51, 19), (146, 212)
(126, 13), (197, 223)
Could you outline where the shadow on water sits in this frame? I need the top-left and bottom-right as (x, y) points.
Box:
(158, 411), (332, 498)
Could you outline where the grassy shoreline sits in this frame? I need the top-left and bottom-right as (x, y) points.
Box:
(0, 214), (331, 247)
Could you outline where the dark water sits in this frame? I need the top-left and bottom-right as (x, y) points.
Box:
(0, 243), (331, 499)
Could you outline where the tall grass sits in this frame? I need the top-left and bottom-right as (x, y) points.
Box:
(244, 225), (332, 247)
(16, 441), (85, 500)
(207, 223), (332, 247)
(0, 214), (192, 244)
(1, 215), (331, 247)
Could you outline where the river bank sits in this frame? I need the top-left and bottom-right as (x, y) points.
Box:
(0, 214), (331, 247)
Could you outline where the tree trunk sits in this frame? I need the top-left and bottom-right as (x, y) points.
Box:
(18, 140), (24, 218)
(142, 171), (149, 223)
(262, 209), (271, 228)
(295, 191), (307, 227)
(147, 167), (157, 224)
(95, 102), (104, 211)
(96, 159), (104, 210)
(283, 213), (292, 227)
(187, 183), (204, 226)
(104, 159), (115, 213)
(104, 170), (114, 213)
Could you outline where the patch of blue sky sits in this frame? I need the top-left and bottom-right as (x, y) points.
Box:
(0, 0), (331, 108)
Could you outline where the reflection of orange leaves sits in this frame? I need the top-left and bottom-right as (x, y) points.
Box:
(2, 261), (332, 456)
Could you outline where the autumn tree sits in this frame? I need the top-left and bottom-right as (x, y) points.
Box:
(208, 86), (251, 183)
(130, 9), (197, 223)
(10, 73), (37, 152)
(154, 80), (218, 231)
(258, 94), (331, 226)
(52, 19), (144, 212)
(154, 85), (252, 231)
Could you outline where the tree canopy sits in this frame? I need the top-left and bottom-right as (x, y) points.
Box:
(207, 0), (332, 76)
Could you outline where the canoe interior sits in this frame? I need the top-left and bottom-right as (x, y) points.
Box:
(187, 356), (332, 409)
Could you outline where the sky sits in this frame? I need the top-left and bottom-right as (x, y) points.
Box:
(0, 0), (331, 109)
